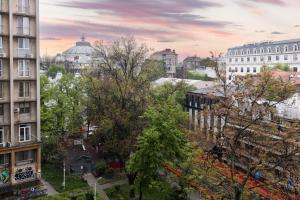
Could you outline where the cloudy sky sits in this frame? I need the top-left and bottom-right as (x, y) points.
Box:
(40, 0), (300, 60)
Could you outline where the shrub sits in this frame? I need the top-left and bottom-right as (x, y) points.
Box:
(104, 168), (114, 179)
(85, 192), (94, 200)
(96, 160), (107, 175)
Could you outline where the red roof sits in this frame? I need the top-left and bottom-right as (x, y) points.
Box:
(271, 69), (300, 86)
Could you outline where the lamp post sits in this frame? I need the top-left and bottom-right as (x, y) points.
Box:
(94, 177), (102, 200)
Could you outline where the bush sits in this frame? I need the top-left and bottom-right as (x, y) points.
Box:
(96, 160), (107, 175)
(85, 192), (94, 200)
(104, 168), (114, 179)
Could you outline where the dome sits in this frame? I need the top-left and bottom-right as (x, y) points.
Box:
(62, 35), (96, 58)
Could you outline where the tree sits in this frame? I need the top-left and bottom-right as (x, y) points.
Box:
(273, 63), (291, 71)
(127, 96), (189, 200)
(85, 37), (165, 197)
(46, 64), (66, 79)
(41, 73), (86, 163)
(193, 54), (300, 199)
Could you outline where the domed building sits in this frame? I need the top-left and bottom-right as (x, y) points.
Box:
(54, 35), (97, 74)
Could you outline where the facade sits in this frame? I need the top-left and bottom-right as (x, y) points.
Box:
(54, 36), (96, 74)
(150, 49), (178, 77)
(182, 56), (202, 69)
(0, 0), (42, 198)
(186, 86), (300, 194)
(225, 39), (300, 80)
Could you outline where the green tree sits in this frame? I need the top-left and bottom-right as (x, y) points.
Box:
(85, 37), (165, 197)
(46, 64), (66, 79)
(127, 96), (189, 200)
(41, 73), (85, 163)
(273, 63), (291, 71)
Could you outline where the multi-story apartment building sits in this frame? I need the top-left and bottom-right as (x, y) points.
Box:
(150, 48), (178, 77)
(0, 0), (42, 198)
(225, 39), (300, 80)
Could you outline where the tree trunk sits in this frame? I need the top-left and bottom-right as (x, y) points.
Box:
(127, 173), (136, 198)
(139, 181), (143, 200)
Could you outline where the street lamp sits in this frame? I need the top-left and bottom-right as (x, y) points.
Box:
(94, 177), (102, 200)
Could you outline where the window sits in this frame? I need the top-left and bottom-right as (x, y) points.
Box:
(235, 67), (238, 72)
(260, 48), (264, 54)
(260, 57), (264, 62)
(0, 104), (3, 116)
(268, 56), (272, 61)
(229, 67), (232, 72)
(293, 67), (298, 72)
(235, 58), (238, 62)
(241, 58), (244, 62)
(18, 0), (29, 13)
(276, 46), (280, 53)
(294, 44), (298, 51)
(268, 47), (271, 53)
(293, 54), (298, 61)
(247, 57), (250, 62)
(254, 48), (257, 54)
(0, 37), (2, 49)
(241, 67), (244, 72)
(253, 67), (257, 73)
(229, 58), (232, 62)
(19, 102), (30, 114)
(19, 125), (31, 142)
(253, 57), (257, 62)
(284, 45), (288, 52)
(18, 38), (29, 49)
(276, 55), (280, 61)
(0, 128), (3, 144)
(17, 17), (29, 35)
(0, 59), (2, 77)
(19, 82), (30, 97)
(284, 55), (288, 60)
(0, 82), (3, 99)
(16, 150), (35, 163)
(247, 49), (250, 54)
(247, 67), (250, 72)
(18, 60), (29, 77)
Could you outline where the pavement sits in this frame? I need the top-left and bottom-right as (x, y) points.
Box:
(41, 178), (59, 196)
(83, 173), (128, 200)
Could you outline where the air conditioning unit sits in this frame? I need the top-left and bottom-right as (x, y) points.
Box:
(6, 142), (10, 148)
(14, 108), (20, 113)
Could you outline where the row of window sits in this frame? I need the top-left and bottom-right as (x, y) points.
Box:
(0, 60), (30, 77)
(228, 44), (300, 56)
(229, 66), (257, 73)
(0, 81), (31, 98)
(0, 103), (30, 115)
(0, 37), (31, 49)
(228, 54), (298, 63)
(0, 124), (31, 144)
(0, 150), (36, 167)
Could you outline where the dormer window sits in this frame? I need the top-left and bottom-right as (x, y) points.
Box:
(267, 47), (271, 53)
(276, 46), (280, 53)
(247, 49), (250, 54)
(294, 44), (298, 51)
(284, 45), (288, 52)
(260, 48), (264, 54)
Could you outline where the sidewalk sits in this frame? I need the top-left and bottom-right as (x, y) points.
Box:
(83, 173), (128, 200)
(41, 178), (58, 196)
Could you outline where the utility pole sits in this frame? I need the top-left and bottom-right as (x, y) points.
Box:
(62, 160), (66, 189)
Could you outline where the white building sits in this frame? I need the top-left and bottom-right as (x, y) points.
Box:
(150, 49), (178, 77)
(54, 35), (96, 74)
(225, 39), (300, 80)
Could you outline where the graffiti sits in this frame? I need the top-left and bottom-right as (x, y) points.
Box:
(14, 166), (35, 182)
(15, 186), (47, 199)
(0, 170), (9, 184)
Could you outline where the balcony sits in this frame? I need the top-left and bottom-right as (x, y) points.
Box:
(16, 27), (30, 36)
(17, 6), (30, 15)
(15, 49), (34, 59)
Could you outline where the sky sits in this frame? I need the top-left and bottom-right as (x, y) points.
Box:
(40, 0), (300, 60)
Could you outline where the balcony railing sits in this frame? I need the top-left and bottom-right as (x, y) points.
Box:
(16, 49), (34, 58)
(17, 6), (30, 14)
(17, 27), (30, 36)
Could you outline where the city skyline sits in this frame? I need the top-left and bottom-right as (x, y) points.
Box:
(40, 0), (300, 59)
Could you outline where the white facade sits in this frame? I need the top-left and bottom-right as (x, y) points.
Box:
(150, 49), (178, 77)
(225, 39), (300, 80)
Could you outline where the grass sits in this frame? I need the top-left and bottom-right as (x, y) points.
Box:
(105, 182), (174, 200)
(42, 164), (89, 193)
(37, 187), (103, 200)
